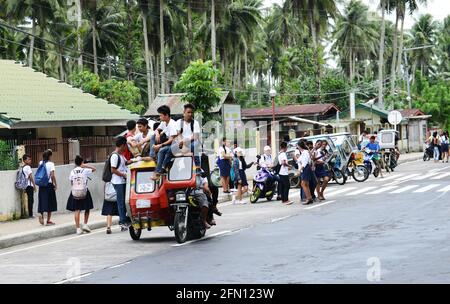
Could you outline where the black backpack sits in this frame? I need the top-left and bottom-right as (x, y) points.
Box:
(102, 152), (121, 182)
(273, 154), (281, 174)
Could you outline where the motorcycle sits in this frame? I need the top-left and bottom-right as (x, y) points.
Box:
(383, 149), (398, 172)
(250, 167), (278, 204)
(363, 149), (380, 178)
(344, 152), (369, 182)
(423, 144), (433, 161)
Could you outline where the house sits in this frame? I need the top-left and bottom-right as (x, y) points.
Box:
(328, 102), (430, 152)
(0, 60), (139, 166)
(241, 103), (339, 151)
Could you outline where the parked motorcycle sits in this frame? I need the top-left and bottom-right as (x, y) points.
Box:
(250, 167), (278, 204)
(423, 144), (433, 161)
(363, 149), (380, 178)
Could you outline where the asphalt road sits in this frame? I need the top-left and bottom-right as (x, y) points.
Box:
(1, 159), (449, 283)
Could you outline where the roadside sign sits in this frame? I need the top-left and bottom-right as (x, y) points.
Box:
(388, 110), (402, 126)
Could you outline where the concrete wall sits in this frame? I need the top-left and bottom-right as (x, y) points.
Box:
(0, 163), (105, 222)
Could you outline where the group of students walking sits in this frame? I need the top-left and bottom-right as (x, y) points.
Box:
(428, 131), (450, 163)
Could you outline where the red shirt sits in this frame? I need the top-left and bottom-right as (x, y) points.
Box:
(123, 131), (134, 161)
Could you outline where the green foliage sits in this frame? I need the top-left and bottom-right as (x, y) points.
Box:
(71, 71), (144, 114)
(174, 60), (221, 121)
(70, 71), (101, 95)
(414, 79), (450, 129)
(0, 141), (18, 171)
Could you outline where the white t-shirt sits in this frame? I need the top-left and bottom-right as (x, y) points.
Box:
(258, 154), (273, 168)
(278, 152), (289, 176)
(297, 150), (311, 169)
(23, 165), (33, 187)
(440, 135), (449, 144)
(134, 130), (153, 149)
(38, 161), (55, 183)
(158, 119), (178, 138)
(110, 153), (127, 184)
(69, 167), (93, 188)
(218, 146), (232, 160)
(176, 119), (200, 140)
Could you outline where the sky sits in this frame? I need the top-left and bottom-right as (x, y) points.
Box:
(263, 0), (449, 29)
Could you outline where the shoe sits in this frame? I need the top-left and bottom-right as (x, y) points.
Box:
(46, 221), (55, 226)
(120, 224), (128, 232)
(106, 227), (112, 234)
(283, 201), (294, 205)
(276, 196), (282, 201)
(76, 228), (83, 235)
(82, 224), (91, 233)
(213, 209), (222, 216)
(38, 214), (44, 225)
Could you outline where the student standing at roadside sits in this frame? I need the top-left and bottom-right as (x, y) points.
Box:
(37, 149), (58, 226)
(102, 182), (119, 235)
(278, 142), (293, 205)
(429, 131), (440, 163)
(22, 154), (36, 218)
(297, 141), (313, 205)
(440, 131), (449, 163)
(314, 141), (331, 200)
(66, 155), (96, 235)
(218, 137), (233, 193)
(110, 136), (131, 231)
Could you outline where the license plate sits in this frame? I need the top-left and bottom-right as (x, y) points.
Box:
(136, 199), (151, 209)
(385, 149), (390, 152)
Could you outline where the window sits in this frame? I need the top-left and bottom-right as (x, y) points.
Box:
(169, 157), (193, 181)
(381, 133), (393, 145)
(135, 171), (155, 193)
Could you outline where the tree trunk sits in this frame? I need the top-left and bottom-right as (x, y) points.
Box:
(349, 50), (353, 85)
(142, 11), (153, 106)
(187, 0), (193, 61)
(28, 16), (35, 68)
(211, 0), (217, 79)
(237, 53), (241, 89)
(244, 46), (248, 86)
(59, 46), (64, 81)
(76, 0), (83, 71)
(390, 9), (399, 96)
(258, 72), (262, 105)
(159, 0), (165, 94)
(396, 12), (405, 77)
(92, 18), (98, 75)
(150, 49), (156, 99)
(377, 0), (386, 108)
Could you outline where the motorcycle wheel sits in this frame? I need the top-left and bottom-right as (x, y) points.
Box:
(289, 175), (300, 188)
(333, 168), (347, 185)
(129, 226), (142, 241)
(423, 153), (430, 161)
(250, 187), (261, 204)
(191, 227), (206, 240)
(174, 210), (189, 244)
(266, 191), (274, 201)
(352, 165), (369, 182)
(373, 168), (380, 178)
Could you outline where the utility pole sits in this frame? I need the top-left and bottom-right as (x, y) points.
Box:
(402, 45), (434, 109)
(76, 0), (82, 71)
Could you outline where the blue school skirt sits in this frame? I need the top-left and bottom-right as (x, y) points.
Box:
(218, 159), (231, 177)
(301, 165), (313, 181)
(315, 164), (329, 178)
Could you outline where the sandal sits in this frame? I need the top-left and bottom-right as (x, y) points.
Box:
(38, 214), (44, 225)
(46, 221), (55, 226)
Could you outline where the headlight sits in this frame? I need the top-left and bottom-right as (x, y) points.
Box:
(176, 193), (187, 202)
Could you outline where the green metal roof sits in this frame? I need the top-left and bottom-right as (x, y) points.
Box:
(0, 60), (138, 128)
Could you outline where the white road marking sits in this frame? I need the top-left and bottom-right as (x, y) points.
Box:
(366, 186), (399, 194)
(304, 200), (336, 210)
(429, 166), (450, 174)
(390, 185), (419, 193)
(413, 184), (440, 193)
(437, 185), (450, 193)
(109, 261), (132, 269)
(271, 215), (292, 223)
(431, 172), (450, 180)
(54, 272), (93, 284)
(171, 230), (232, 247)
(345, 187), (377, 196)
(326, 187), (357, 197)
(375, 173), (405, 182)
(0, 227), (119, 257)
(393, 174), (421, 181)
(411, 173), (440, 180)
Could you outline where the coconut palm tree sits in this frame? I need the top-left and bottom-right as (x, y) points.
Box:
(332, 0), (379, 85)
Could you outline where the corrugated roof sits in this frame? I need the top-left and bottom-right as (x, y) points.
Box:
(400, 109), (425, 118)
(144, 91), (232, 117)
(0, 60), (139, 128)
(241, 103), (339, 118)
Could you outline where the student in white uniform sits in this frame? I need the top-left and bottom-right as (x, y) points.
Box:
(297, 141), (314, 205)
(66, 155), (97, 235)
(22, 154), (36, 218)
(150, 105), (178, 178)
(176, 103), (201, 166)
(37, 149), (58, 226)
(278, 142), (293, 205)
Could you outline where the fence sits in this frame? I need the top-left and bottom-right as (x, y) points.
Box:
(0, 140), (19, 171)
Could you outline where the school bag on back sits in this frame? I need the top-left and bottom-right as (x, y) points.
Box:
(71, 168), (87, 199)
(35, 161), (49, 187)
(102, 152), (120, 182)
(15, 167), (28, 190)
